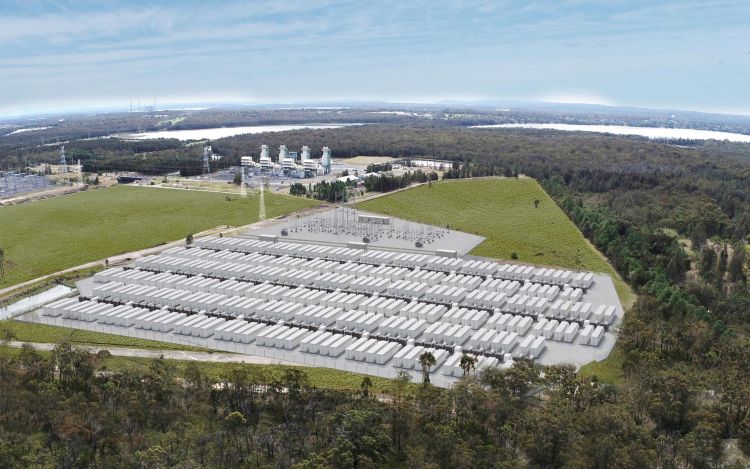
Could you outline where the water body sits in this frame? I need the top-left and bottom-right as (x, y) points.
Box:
(124, 123), (361, 141)
(2, 126), (51, 136)
(471, 123), (750, 143)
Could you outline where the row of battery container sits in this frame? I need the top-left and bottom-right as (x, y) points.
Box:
(42, 295), (605, 365)
(122, 254), (592, 316)
(94, 265), (617, 329)
(191, 237), (596, 288)
(440, 350), (503, 377)
(93, 276), (614, 335)
(143, 249), (588, 305)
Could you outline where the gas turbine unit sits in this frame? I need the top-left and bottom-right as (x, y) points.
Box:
(322, 147), (332, 174)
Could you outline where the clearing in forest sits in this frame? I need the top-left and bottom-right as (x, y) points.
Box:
(357, 177), (632, 304)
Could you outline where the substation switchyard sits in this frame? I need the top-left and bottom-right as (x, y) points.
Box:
(32, 212), (623, 388)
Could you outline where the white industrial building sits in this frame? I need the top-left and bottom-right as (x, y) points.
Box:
(35, 235), (622, 388)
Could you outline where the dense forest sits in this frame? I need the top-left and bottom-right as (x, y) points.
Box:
(1, 122), (750, 466)
(2, 341), (745, 468)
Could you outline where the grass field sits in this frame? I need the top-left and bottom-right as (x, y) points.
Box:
(0, 345), (413, 393)
(0, 185), (318, 288)
(578, 347), (625, 385)
(0, 320), (206, 351)
(358, 177), (633, 306)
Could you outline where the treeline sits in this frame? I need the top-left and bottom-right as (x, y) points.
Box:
(217, 125), (745, 240)
(363, 170), (438, 192)
(289, 170), (439, 201)
(364, 162), (392, 172)
(307, 180), (355, 202)
(3, 341), (745, 468)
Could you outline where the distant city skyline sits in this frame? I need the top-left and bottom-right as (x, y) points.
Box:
(2, 0), (749, 117)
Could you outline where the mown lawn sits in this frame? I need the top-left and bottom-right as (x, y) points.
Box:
(0, 185), (318, 288)
(357, 177), (633, 305)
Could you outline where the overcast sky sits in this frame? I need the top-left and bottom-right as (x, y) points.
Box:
(2, 0), (749, 116)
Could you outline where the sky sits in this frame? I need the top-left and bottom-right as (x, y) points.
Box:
(1, 0), (749, 116)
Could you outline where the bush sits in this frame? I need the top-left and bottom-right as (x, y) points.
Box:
(290, 183), (307, 197)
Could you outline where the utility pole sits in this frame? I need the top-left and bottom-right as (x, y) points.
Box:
(258, 177), (267, 221)
(240, 167), (247, 198)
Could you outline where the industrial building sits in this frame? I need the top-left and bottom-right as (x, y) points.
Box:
(35, 229), (622, 387)
(241, 144), (332, 179)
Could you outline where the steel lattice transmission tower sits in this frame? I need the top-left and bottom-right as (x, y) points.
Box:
(77, 159), (83, 186)
(59, 145), (68, 173)
(202, 145), (211, 177)
(258, 177), (267, 221)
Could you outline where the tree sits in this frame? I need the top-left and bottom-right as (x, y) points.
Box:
(727, 241), (746, 282)
(459, 354), (477, 377)
(699, 245), (717, 280)
(534, 199), (540, 208)
(419, 351), (436, 386)
(360, 376), (372, 398)
(328, 408), (390, 468)
(0, 327), (15, 345)
(691, 222), (708, 250)
(289, 182), (307, 197)
(186, 233), (194, 245)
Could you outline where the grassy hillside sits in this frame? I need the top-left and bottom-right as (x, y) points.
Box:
(358, 177), (633, 305)
(0, 186), (318, 288)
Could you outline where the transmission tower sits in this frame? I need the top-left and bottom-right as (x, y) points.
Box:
(202, 145), (211, 177)
(258, 177), (267, 221)
(59, 145), (67, 173)
(77, 159), (83, 186)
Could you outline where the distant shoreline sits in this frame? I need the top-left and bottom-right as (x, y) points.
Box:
(472, 123), (750, 143)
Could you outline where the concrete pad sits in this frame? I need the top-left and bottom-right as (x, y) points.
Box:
(245, 207), (486, 255)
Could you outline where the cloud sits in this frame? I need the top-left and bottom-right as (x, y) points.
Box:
(1, 0), (749, 115)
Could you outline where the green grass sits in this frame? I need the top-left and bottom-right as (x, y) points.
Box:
(0, 265), (103, 307)
(578, 347), (625, 385)
(0, 185), (318, 288)
(0, 320), (206, 351)
(100, 356), (411, 393)
(0, 345), (413, 393)
(358, 177), (634, 306)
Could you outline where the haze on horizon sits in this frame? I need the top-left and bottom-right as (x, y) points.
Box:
(1, 0), (749, 117)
